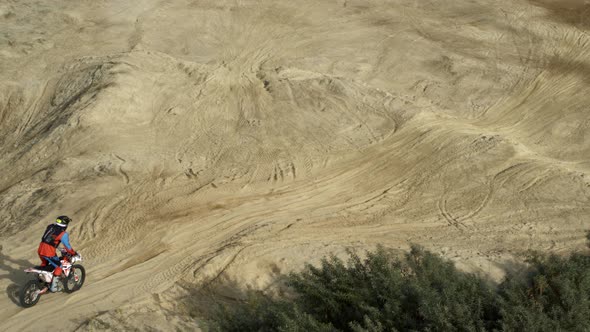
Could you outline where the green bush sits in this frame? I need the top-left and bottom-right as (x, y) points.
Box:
(211, 291), (335, 332)
(210, 246), (499, 332)
(498, 253), (590, 331)
(287, 246), (500, 332)
(209, 237), (590, 332)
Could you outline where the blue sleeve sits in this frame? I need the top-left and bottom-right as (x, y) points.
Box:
(61, 232), (72, 250)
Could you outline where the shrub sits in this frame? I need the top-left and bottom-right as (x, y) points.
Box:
(209, 235), (590, 332)
(287, 246), (500, 332)
(498, 252), (590, 331)
(210, 292), (335, 332)
(210, 246), (500, 332)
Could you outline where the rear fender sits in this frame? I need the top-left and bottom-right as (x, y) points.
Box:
(24, 268), (53, 283)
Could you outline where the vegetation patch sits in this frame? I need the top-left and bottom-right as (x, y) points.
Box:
(208, 233), (590, 332)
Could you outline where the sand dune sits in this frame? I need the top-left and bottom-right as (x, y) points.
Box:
(1, 0), (589, 330)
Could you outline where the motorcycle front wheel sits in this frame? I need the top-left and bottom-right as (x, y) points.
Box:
(19, 280), (44, 308)
(64, 264), (85, 293)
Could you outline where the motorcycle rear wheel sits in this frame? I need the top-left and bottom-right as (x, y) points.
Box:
(19, 280), (44, 308)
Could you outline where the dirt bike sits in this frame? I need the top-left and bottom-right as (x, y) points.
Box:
(19, 250), (86, 308)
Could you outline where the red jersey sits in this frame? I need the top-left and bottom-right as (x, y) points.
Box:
(37, 224), (66, 257)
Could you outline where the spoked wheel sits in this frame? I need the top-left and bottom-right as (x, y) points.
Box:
(64, 264), (85, 293)
(19, 280), (44, 308)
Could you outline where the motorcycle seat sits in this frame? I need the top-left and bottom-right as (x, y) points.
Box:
(33, 265), (54, 272)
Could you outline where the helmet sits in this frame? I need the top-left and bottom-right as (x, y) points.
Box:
(55, 215), (71, 227)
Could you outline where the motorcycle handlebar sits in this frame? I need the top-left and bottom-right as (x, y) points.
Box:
(59, 250), (82, 261)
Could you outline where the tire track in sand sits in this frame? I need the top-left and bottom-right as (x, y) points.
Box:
(112, 154), (130, 184)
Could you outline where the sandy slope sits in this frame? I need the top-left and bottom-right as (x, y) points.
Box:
(1, 0), (589, 330)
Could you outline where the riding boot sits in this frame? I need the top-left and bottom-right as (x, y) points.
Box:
(50, 276), (60, 292)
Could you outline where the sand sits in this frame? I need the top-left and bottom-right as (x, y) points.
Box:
(0, 0), (589, 330)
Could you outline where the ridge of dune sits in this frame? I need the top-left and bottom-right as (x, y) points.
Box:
(1, 0), (589, 330)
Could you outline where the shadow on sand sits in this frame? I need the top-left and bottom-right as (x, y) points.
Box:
(0, 245), (36, 306)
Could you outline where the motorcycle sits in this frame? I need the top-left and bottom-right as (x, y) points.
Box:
(19, 250), (86, 308)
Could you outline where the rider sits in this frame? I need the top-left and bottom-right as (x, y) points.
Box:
(37, 215), (77, 292)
